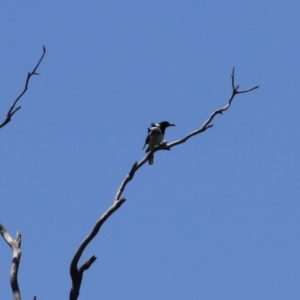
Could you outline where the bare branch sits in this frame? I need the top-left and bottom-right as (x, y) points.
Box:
(0, 223), (22, 300)
(115, 68), (259, 201)
(69, 199), (125, 300)
(0, 46), (46, 129)
(69, 69), (259, 299)
(166, 68), (259, 149)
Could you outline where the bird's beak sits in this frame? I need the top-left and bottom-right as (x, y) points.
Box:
(169, 123), (175, 126)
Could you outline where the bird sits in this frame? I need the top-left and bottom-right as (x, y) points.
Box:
(143, 121), (175, 165)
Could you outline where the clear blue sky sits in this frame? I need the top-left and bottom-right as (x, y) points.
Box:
(1, 1), (299, 299)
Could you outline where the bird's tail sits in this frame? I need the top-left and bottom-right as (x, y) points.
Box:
(148, 153), (154, 165)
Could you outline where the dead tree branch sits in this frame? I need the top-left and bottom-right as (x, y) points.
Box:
(0, 46), (46, 129)
(0, 223), (22, 300)
(116, 68), (259, 201)
(166, 68), (259, 148)
(69, 199), (126, 300)
(69, 68), (259, 299)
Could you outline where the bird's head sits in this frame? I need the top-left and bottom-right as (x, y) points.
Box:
(158, 121), (175, 129)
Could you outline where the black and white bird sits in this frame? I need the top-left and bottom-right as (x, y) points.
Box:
(143, 121), (175, 165)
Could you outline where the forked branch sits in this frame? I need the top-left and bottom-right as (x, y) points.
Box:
(0, 223), (22, 300)
(69, 199), (126, 300)
(0, 46), (46, 129)
(69, 68), (259, 299)
(167, 68), (259, 148)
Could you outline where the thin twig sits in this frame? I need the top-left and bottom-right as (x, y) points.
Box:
(0, 223), (22, 300)
(0, 46), (46, 129)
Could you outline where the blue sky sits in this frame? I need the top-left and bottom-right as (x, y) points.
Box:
(1, 1), (299, 299)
